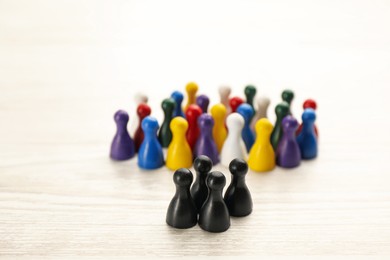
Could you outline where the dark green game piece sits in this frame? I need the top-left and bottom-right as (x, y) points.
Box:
(158, 98), (175, 147)
(244, 85), (257, 110)
(282, 89), (294, 115)
(270, 102), (290, 150)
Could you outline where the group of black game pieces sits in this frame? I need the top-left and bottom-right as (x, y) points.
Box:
(166, 155), (253, 233)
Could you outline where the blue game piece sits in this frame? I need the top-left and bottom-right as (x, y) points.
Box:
(171, 91), (185, 118)
(110, 110), (135, 160)
(296, 108), (318, 159)
(138, 116), (165, 169)
(236, 103), (255, 152)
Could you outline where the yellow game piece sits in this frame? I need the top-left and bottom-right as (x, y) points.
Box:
(166, 117), (193, 170)
(248, 118), (275, 172)
(210, 103), (227, 153)
(184, 82), (199, 112)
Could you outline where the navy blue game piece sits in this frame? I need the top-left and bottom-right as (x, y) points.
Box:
(110, 110), (135, 160)
(236, 103), (255, 152)
(194, 114), (219, 165)
(137, 116), (164, 169)
(171, 91), (185, 118)
(296, 108), (318, 159)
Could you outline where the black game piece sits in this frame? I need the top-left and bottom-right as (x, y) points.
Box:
(166, 168), (198, 229)
(190, 155), (213, 212)
(198, 171), (230, 233)
(224, 158), (253, 217)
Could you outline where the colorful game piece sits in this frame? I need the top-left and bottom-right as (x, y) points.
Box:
(190, 155), (213, 212)
(185, 104), (203, 151)
(210, 103), (227, 153)
(270, 102), (290, 150)
(184, 82), (199, 113)
(134, 92), (148, 104)
(218, 86), (231, 113)
(166, 117), (193, 170)
(236, 104), (255, 152)
(248, 118), (275, 172)
(224, 158), (253, 217)
(220, 113), (247, 167)
(196, 94), (210, 113)
(250, 96), (270, 130)
(198, 171), (230, 233)
(194, 114), (219, 164)
(296, 99), (318, 136)
(158, 98), (175, 148)
(282, 89), (294, 115)
(166, 168), (197, 229)
(276, 116), (301, 168)
(110, 110), (135, 160)
(297, 108), (318, 159)
(244, 85), (257, 111)
(134, 103), (151, 152)
(229, 96), (244, 113)
(137, 116), (164, 169)
(171, 91), (185, 118)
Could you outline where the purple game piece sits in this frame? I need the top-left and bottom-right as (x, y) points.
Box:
(196, 95), (210, 113)
(110, 110), (135, 160)
(276, 115), (301, 168)
(194, 114), (219, 164)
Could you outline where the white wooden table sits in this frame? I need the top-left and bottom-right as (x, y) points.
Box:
(1, 0), (390, 257)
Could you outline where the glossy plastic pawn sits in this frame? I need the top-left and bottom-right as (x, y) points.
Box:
(194, 114), (219, 164)
(184, 82), (199, 113)
(219, 86), (232, 113)
(297, 108), (318, 159)
(198, 171), (230, 233)
(210, 103), (228, 153)
(171, 91), (185, 118)
(282, 89), (294, 115)
(158, 98), (175, 148)
(224, 158), (253, 217)
(244, 85), (257, 111)
(166, 168), (197, 229)
(134, 103), (151, 152)
(250, 96), (270, 130)
(236, 103), (255, 152)
(196, 94), (210, 113)
(229, 96), (244, 113)
(137, 116), (164, 170)
(270, 102), (290, 151)
(110, 110), (135, 160)
(185, 104), (203, 151)
(276, 116), (301, 168)
(296, 99), (319, 137)
(190, 155), (213, 212)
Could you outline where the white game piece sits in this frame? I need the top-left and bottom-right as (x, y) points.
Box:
(220, 113), (247, 167)
(250, 96), (270, 130)
(134, 92), (148, 104)
(218, 86), (231, 113)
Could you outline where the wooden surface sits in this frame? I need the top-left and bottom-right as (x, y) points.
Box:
(1, 0), (390, 257)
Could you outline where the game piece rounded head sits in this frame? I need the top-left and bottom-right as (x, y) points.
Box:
(171, 90), (184, 103)
(170, 117), (188, 135)
(162, 98), (175, 112)
(194, 155), (213, 174)
(210, 103), (226, 119)
(196, 94), (210, 113)
(226, 112), (245, 130)
(282, 89), (294, 104)
(137, 103), (151, 118)
(186, 82), (199, 95)
(257, 96), (271, 108)
(114, 110), (129, 124)
(302, 108), (316, 123)
(141, 116), (159, 133)
(275, 101), (290, 118)
(134, 92), (148, 104)
(207, 171), (226, 190)
(303, 99), (317, 110)
(218, 86), (231, 97)
(198, 113), (214, 130)
(236, 103), (254, 123)
(185, 104), (202, 120)
(244, 85), (257, 105)
(282, 115), (298, 133)
(229, 96), (244, 113)
(229, 158), (248, 178)
(255, 118), (273, 135)
(173, 168), (193, 187)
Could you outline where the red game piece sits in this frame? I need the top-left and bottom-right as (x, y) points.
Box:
(134, 103), (152, 152)
(296, 99), (318, 137)
(229, 96), (244, 113)
(185, 104), (202, 151)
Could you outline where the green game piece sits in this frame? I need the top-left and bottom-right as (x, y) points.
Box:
(244, 85), (257, 110)
(282, 89), (294, 115)
(158, 98), (175, 148)
(270, 102), (290, 150)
